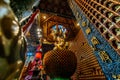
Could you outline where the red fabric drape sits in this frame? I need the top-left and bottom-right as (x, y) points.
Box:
(23, 9), (39, 32)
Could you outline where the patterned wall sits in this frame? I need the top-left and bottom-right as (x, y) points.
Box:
(69, 30), (106, 80)
(68, 0), (120, 79)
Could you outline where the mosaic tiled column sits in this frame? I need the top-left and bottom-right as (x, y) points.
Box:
(68, 0), (120, 79)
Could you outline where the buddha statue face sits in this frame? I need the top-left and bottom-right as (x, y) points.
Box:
(0, 0), (26, 79)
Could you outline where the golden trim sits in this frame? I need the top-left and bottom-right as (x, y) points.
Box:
(99, 51), (112, 62)
(82, 21), (87, 27)
(85, 28), (91, 35)
(91, 36), (99, 45)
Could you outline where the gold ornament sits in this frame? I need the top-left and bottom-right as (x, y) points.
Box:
(85, 28), (91, 35)
(99, 51), (112, 62)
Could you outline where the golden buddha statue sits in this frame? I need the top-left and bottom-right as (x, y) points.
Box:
(0, 0), (26, 79)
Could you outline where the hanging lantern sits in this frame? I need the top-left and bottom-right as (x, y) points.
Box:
(35, 52), (42, 59)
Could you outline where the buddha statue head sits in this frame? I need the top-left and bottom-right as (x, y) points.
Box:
(0, 0), (26, 79)
(43, 49), (77, 80)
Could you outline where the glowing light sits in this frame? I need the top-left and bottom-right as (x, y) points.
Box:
(38, 35), (42, 38)
(17, 60), (22, 64)
(35, 52), (42, 59)
(37, 28), (41, 31)
(43, 16), (46, 19)
(37, 32), (40, 34)
(77, 23), (80, 26)
(27, 52), (33, 56)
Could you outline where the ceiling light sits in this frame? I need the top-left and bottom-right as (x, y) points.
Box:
(77, 23), (80, 26)
(43, 16), (46, 19)
(38, 35), (42, 38)
(37, 32), (40, 34)
(37, 28), (41, 31)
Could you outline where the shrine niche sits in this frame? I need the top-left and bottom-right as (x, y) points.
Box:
(40, 12), (79, 50)
(49, 25), (69, 49)
(41, 13), (79, 42)
(49, 25), (67, 41)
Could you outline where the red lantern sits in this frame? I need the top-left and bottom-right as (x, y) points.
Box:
(35, 52), (42, 59)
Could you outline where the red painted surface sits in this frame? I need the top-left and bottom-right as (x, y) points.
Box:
(23, 9), (39, 32)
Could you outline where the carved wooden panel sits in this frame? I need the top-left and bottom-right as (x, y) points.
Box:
(41, 13), (79, 41)
(69, 30), (106, 80)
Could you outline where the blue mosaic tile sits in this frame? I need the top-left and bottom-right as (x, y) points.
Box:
(70, 0), (120, 79)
